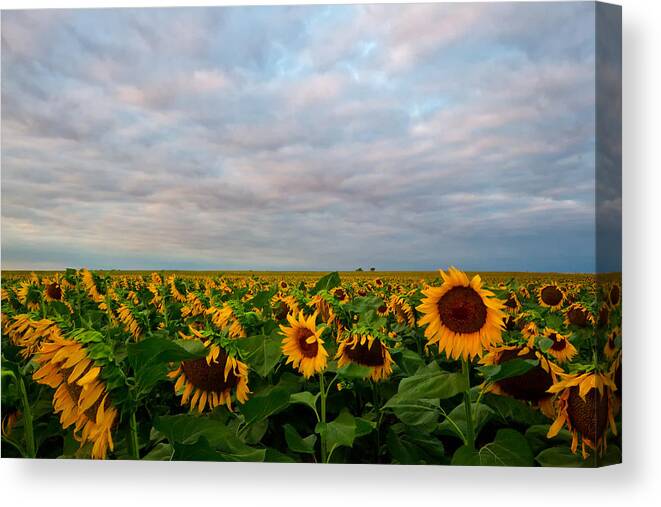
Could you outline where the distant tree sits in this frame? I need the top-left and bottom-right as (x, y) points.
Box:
(356, 267), (363, 271)
(370, 267), (375, 272)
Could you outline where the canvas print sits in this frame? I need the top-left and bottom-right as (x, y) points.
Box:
(0, 2), (621, 466)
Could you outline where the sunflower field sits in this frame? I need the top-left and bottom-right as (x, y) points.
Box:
(1, 268), (621, 466)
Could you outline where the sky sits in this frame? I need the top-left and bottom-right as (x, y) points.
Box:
(1, 3), (619, 272)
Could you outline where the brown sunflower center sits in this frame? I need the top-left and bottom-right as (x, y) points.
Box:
(46, 283), (62, 300)
(504, 294), (518, 309)
(597, 306), (609, 327)
(334, 289), (346, 301)
(496, 348), (553, 402)
(377, 304), (388, 313)
(437, 286), (487, 334)
(567, 307), (589, 327)
(297, 328), (319, 358)
(181, 351), (239, 392)
(549, 333), (567, 351)
(609, 285), (620, 306)
(273, 301), (290, 321)
(540, 286), (563, 306)
(345, 338), (385, 367)
(567, 386), (609, 442)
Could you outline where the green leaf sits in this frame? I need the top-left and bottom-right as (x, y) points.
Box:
(283, 424), (317, 454)
(438, 402), (494, 441)
(315, 409), (356, 458)
(264, 448), (297, 463)
(235, 333), (282, 378)
(289, 391), (319, 415)
(337, 362), (373, 379)
(537, 337), (554, 352)
(384, 363), (467, 407)
(484, 394), (549, 426)
(451, 429), (534, 466)
(395, 349), (425, 376)
(383, 362), (467, 433)
(478, 358), (538, 382)
(249, 288), (277, 311)
(535, 445), (589, 467)
(355, 417), (376, 438)
(126, 337), (207, 398)
(386, 424), (445, 465)
(127, 336), (206, 369)
(545, 313), (563, 329)
(155, 414), (265, 462)
(524, 424), (571, 454)
(172, 437), (225, 462)
(142, 443), (173, 461)
(388, 398), (440, 432)
(311, 272), (341, 295)
(597, 445), (622, 467)
(240, 386), (290, 425)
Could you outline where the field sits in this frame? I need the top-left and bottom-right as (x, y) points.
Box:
(1, 269), (621, 466)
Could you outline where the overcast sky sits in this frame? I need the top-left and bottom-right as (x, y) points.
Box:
(1, 3), (606, 272)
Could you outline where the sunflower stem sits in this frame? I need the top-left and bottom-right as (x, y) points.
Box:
(17, 371), (36, 458)
(129, 410), (140, 459)
(462, 359), (475, 450)
(318, 373), (328, 464)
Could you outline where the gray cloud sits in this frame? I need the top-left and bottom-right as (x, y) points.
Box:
(1, 4), (602, 271)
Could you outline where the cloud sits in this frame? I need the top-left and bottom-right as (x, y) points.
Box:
(1, 3), (604, 272)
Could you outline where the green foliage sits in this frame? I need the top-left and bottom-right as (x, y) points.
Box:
(452, 429), (534, 466)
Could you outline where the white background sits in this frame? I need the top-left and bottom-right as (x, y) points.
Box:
(0, 0), (658, 506)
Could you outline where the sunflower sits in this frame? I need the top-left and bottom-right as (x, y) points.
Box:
(168, 275), (188, 303)
(331, 287), (349, 304)
(607, 283), (621, 308)
(280, 311), (328, 378)
(537, 282), (565, 310)
(81, 268), (104, 305)
(603, 327), (620, 360)
(3, 314), (64, 359)
(547, 372), (617, 459)
(564, 303), (594, 328)
(502, 314), (521, 331)
(16, 280), (40, 312)
(43, 275), (63, 302)
(521, 320), (539, 341)
(611, 352), (622, 411)
(168, 343), (250, 412)
(181, 292), (207, 318)
(336, 332), (393, 381)
(480, 343), (563, 417)
(32, 334), (117, 459)
(416, 267), (506, 360)
(117, 304), (142, 340)
(596, 304), (610, 328)
(388, 295), (415, 327)
(376, 300), (390, 317)
(1, 410), (20, 438)
(271, 294), (299, 321)
(543, 328), (577, 363)
(309, 294), (335, 325)
(503, 292), (521, 314)
(374, 278), (384, 288)
(519, 286), (530, 299)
